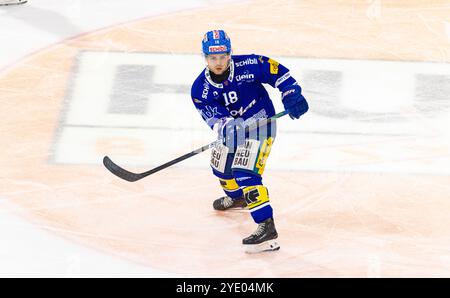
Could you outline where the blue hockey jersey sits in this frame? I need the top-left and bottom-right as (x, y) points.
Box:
(191, 54), (298, 130)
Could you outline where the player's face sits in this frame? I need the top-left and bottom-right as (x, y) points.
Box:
(206, 53), (231, 75)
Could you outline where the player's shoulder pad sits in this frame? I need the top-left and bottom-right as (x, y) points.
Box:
(255, 55), (271, 64)
(256, 55), (281, 75)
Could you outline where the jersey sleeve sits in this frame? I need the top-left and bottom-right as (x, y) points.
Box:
(257, 55), (298, 91)
(191, 82), (230, 130)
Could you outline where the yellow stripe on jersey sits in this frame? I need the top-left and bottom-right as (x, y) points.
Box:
(219, 178), (240, 191)
(254, 137), (274, 175)
(243, 185), (270, 210)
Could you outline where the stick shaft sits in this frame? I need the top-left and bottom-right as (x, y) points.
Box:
(103, 110), (288, 182)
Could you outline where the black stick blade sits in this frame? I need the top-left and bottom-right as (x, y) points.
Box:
(103, 156), (142, 182)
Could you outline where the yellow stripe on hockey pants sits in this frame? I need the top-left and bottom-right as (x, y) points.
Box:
(219, 178), (242, 198)
(219, 178), (240, 192)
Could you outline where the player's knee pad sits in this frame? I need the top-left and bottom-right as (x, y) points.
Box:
(242, 185), (273, 223)
(230, 137), (274, 176)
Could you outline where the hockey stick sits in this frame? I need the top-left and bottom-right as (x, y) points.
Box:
(0, 0), (27, 6)
(103, 110), (289, 182)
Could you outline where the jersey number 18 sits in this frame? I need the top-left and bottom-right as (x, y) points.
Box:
(223, 91), (238, 106)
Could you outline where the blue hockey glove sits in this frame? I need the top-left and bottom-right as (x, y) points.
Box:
(215, 117), (246, 149)
(281, 84), (309, 120)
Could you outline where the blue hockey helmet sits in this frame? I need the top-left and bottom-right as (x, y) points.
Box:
(202, 30), (231, 55)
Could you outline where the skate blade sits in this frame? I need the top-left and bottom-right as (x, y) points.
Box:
(244, 240), (280, 254)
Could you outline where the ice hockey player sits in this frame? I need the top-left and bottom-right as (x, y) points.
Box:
(190, 30), (309, 253)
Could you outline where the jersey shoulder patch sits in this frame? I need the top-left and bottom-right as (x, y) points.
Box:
(257, 55), (279, 74)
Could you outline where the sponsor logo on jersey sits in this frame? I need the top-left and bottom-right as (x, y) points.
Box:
(209, 45), (228, 52)
(235, 58), (257, 67)
(235, 72), (255, 82)
(229, 99), (257, 117)
(202, 82), (209, 99)
(275, 71), (291, 88)
(200, 105), (222, 119)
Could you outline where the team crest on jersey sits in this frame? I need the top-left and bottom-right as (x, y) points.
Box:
(268, 58), (279, 74)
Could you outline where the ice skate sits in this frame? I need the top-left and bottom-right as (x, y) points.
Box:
(213, 196), (247, 211)
(243, 218), (280, 253)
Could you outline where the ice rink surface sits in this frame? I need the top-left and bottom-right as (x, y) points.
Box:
(1, 0), (450, 277)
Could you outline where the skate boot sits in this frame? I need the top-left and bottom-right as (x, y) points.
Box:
(213, 196), (247, 211)
(242, 218), (280, 253)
